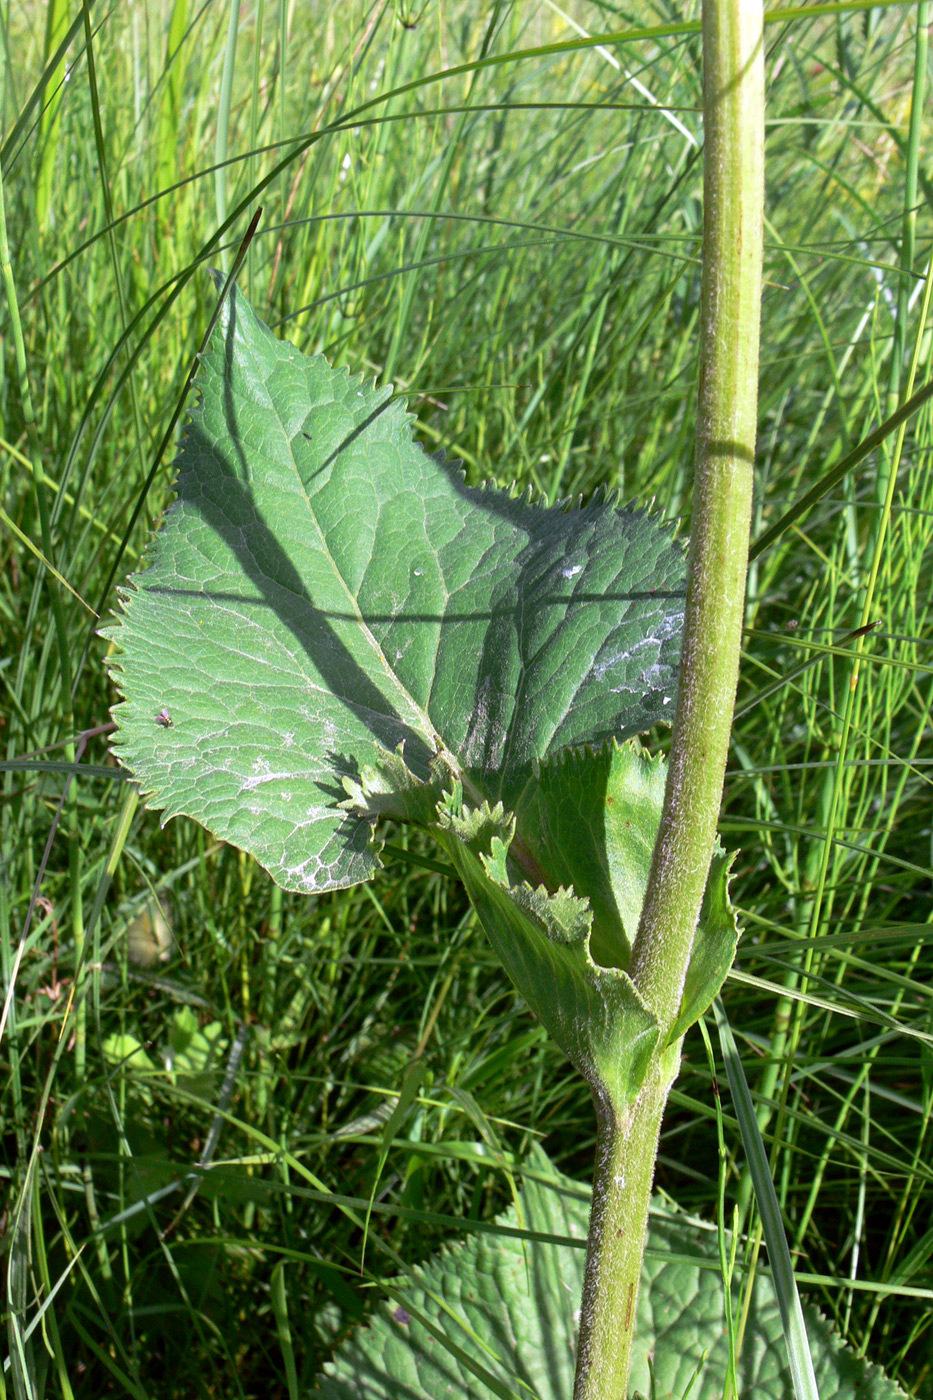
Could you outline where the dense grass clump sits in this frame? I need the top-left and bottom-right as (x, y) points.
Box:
(2, 3), (932, 1396)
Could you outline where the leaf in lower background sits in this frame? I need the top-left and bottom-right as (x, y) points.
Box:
(314, 1145), (908, 1400)
(102, 283), (686, 894)
(102, 1033), (158, 1076)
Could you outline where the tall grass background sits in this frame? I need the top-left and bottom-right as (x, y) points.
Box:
(2, 1), (932, 1396)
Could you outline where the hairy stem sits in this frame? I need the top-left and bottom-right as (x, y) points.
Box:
(574, 1059), (677, 1400)
(628, 0), (764, 1035)
(572, 2), (764, 1396)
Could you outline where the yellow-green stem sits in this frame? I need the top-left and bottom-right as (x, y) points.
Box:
(573, 1060), (677, 1400)
(573, 3), (764, 1396)
(629, 0), (764, 1036)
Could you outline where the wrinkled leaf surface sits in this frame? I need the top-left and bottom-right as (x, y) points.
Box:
(316, 1146), (906, 1400)
(104, 285), (685, 892)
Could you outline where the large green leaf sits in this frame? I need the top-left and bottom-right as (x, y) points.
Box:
(315, 1145), (907, 1400)
(103, 284), (686, 893)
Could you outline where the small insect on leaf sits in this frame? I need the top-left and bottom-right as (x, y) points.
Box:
(155, 708), (174, 728)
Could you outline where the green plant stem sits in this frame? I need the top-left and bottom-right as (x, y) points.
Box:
(573, 3), (764, 1397)
(215, 0), (241, 268)
(573, 1066), (673, 1400)
(629, 0), (763, 1033)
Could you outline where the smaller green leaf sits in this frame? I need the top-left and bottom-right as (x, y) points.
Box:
(435, 792), (660, 1108)
(102, 1033), (158, 1075)
(343, 736), (740, 1105)
(431, 740), (741, 1108)
(167, 1005), (200, 1056)
(167, 1008), (226, 1080)
(668, 848), (740, 1043)
(513, 739), (668, 969)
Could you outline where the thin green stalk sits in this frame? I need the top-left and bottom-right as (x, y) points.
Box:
(698, 1016), (739, 1400)
(157, 0), (189, 196)
(573, 3), (764, 1397)
(29, 1183), (77, 1400)
(80, 0), (150, 534)
(247, 0), (265, 291)
(0, 41), (86, 1079)
(885, 2), (927, 418)
(0, 83), (73, 712)
(35, 0), (70, 229)
(715, 1000), (819, 1400)
(215, 0), (242, 268)
(764, 240), (933, 1214)
(382, 10), (487, 387)
(747, 11), (930, 1193)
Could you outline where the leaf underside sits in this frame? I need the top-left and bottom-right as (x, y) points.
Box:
(315, 1146), (907, 1400)
(103, 282), (686, 893)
